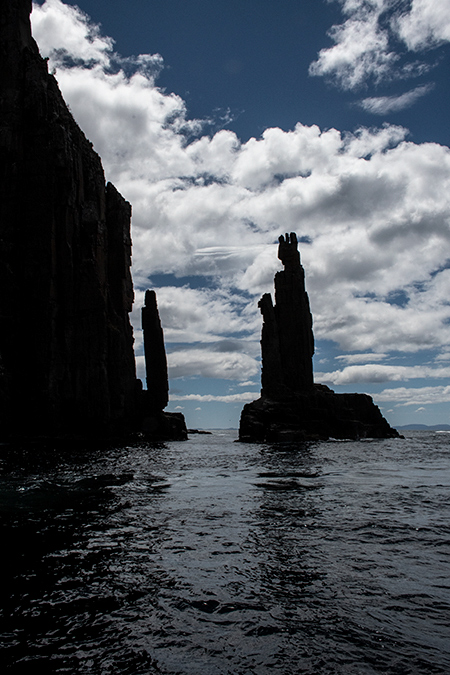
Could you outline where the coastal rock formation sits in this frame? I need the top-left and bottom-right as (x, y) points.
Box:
(239, 234), (400, 442)
(142, 290), (169, 412)
(259, 232), (314, 398)
(0, 0), (186, 440)
(140, 291), (187, 440)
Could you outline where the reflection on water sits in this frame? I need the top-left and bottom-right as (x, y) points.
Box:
(0, 431), (449, 673)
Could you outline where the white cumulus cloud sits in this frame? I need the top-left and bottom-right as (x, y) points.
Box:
(309, 1), (397, 89)
(31, 0), (114, 66)
(394, 0), (450, 51)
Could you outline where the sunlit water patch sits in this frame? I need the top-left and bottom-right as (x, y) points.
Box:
(1, 431), (449, 673)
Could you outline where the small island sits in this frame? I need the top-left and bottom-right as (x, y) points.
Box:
(239, 233), (400, 442)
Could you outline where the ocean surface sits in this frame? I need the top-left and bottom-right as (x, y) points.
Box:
(1, 430), (449, 674)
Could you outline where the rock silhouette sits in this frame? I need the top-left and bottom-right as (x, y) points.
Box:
(142, 290), (170, 412)
(239, 233), (400, 442)
(259, 233), (314, 397)
(0, 0), (185, 441)
(140, 290), (187, 440)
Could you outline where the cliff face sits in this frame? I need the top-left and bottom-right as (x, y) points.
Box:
(0, 0), (137, 436)
(239, 233), (400, 442)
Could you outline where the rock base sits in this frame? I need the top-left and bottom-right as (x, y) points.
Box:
(141, 411), (188, 441)
(239, 384), (401, 442)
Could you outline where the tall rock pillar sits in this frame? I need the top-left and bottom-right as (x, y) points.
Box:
(141, 290), (169, 413)
(260, 233), (314, 397)
(139, 290), (187, 440)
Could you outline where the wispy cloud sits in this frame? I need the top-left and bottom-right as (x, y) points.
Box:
(169, 392), (260, 403)
(309, 0), (450, 91)
(359, 83), (434, 114)
(336, 353), (387, 364)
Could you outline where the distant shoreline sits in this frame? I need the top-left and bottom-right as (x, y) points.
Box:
(397, 424), (450, 431)
(197, 425), (450, 433)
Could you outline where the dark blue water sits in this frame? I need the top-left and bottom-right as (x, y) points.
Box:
(1, 430), (449, 674)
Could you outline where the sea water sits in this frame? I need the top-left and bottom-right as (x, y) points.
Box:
(0, 430), (449, 674)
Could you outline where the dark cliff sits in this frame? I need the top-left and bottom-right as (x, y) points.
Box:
(0, 0), (138, 437)
(239, 233), (400, 442)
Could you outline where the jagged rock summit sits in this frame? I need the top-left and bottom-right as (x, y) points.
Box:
(0, 0), (186, 441)
(239, 233), (400, 442)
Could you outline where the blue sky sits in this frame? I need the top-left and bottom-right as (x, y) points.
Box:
(31, 0), (450, 429)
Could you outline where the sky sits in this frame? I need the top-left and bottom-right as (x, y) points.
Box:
(30, 0), (450, 429)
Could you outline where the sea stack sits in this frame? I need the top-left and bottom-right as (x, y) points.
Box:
(259, 233), (314, 398)
(239, 233), (400, 442)
(140, 290), (187, 440)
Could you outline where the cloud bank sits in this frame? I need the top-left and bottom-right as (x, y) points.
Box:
(378, 385), (450, 406)
(31, 1), (450, 414)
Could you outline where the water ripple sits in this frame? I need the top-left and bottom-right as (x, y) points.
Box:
(0, 431), (449, 673)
